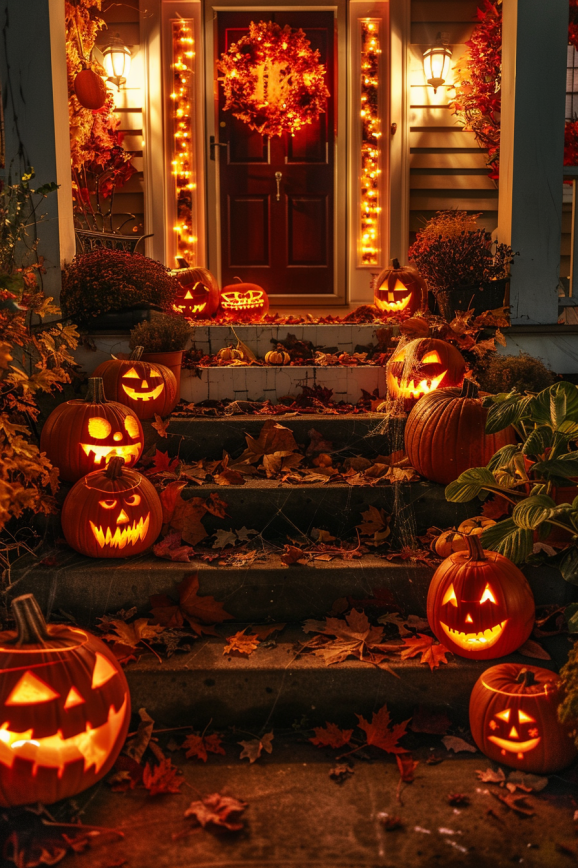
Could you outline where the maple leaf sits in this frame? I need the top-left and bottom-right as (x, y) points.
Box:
(356, 705), (409, 754)
(281, 544), (308, 566)
(170, 494), (210, 545)
(476, 767), (506, 784)
(182, 732), (226, 762)
(152, 414), (170, 438)
(213, 454), (245, 486)
(238, 731), (274, 763)
(442, 735), (477, 754)
(184, 793), (248, 831)
(150, 449), (179, 474)
(310, 722), (353, 749)
(303, 609), (386, 667)
(99, 618), (166, 653)
(356, 505), (390, 546)
(123, 708), (155, 763)
(160, 480), (187, 524)
(400, 634), (451, 671)
(205, 492), (229, 518)
(142, 759), (184, 795)
(223, 630), (260, 657)
(252, 623), (285, 640)
(212, 528), (238, 549)
(396, 752), (419, 783)
(150, 573), (233, 634)
(153, 531), (195, 562)
(491, 790), (535, 817)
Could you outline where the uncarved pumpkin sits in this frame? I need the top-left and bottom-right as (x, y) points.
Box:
(265, 347), (290, 365)
(386, 337), (466, 410)
(61, 457), (163, 558)
(93, 346), (178, 420)
(469, 663), (577, 774)
(40, 378), (143, 482)
(374, 258), (426, 317)
(220, 277), (269, 321)
(405, 379), (517, 485)
(74, 68), (107, 111)
(431, 529), (467, 558)
(427, 534), (535, 660)
(0, 593), (130, 806)
(172, 266), (220, 319)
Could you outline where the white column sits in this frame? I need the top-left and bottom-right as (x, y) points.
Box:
(0, 0), (74, 303)
(498, 0), (568, 325)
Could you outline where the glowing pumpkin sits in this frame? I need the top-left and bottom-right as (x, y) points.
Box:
(61, 457), (163, 559)
(73, 68), (107, 111)
(172, 266), (220, 319)
(386, 338), (466, 410)
(93, 347), (178, 420)
(469, 664), (578, 774)
(40, 378), (143, 482)
(265, 347), (290, 365)
(427, 534), (535, 659)
(0, 593), (130, 807)
(220, 277), (269, 321)
(374, 259), (426, 317)
(405, 380), (517, 485)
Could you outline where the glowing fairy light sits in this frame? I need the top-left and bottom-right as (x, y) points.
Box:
(171, 20), (196, 265)
(359, 19), (381, 267)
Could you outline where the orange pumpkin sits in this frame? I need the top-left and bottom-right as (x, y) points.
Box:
(73, 68), (107, 111)
(386, 338), (466, 410)
(220, 277), (269, 321)
(61, 457), (163, 559)
(172, 266), (220, 319)
(405, 380), (517, 485)
(40, 378), (143, 482)
(216, 345), (246, 362)
(93, 347), (178, 420)
(265, 347), (290, 365)
(0, 593), (130, 806)
(430, 529), (467, 558)
(458, 516), (497, 536)
(374, 259), (426, 317)
(427, 534), (535, 659)
(469, 664), (578, 774)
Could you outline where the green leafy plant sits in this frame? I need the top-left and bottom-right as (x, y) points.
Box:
(559, 639), (578, 747)
(445, 381), (578, 578)
(129, 314), (192, 353)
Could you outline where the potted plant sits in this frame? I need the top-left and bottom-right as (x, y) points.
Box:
(129, 313), (192, 394)
(60, 249), (178, 329)
(408, 211), (516, 319)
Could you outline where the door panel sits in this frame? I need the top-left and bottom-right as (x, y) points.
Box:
(217, 10), (335, 295)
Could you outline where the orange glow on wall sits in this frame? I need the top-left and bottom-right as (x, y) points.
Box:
(359, 19), (382, 267)
(171, 19), (197, 265)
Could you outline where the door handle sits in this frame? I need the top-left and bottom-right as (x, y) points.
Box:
(275, 171), (283, 201)
(209, 135), (228, 161)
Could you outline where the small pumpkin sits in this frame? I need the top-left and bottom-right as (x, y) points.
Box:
(458, 516), (497, 536)
(171, 266), (220, 319)
(430, 529), (467, 558)
(40, 378), (143, 482)
(61, 457), (163, 559)
(220, 277), (269, 322)
(73, 68), (107, 111)
(386, 338), (466, 410)
(469, 664), (578, 774)
(427, 534), (535, 660)
(217, 345), (246, 362)
(0, 593), (130, 806)
(374, 258), (426, 317)
(93, 346), (178, 420)
(405, 380), (517, 485)
(265, 347), (290, 366)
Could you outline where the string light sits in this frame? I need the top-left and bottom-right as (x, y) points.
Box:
(359, 19), (381, 266)
(171, 20), (196, 265)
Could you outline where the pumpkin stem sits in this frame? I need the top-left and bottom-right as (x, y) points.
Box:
(392, 258), (401, 269)
(516, 668), (537, 687)
(233, 276), (242, 283)
(84, 377), (107, 404)
(465, 533), (486, 561)
(130, 346), (144, 361)
(461, 379), (479, 399)
(105, 456), (126, 480)
(11, 594), (50, 646)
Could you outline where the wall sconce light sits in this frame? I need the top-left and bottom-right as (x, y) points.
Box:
(423, 33), (452, 93)
(102, 35), (132, 89)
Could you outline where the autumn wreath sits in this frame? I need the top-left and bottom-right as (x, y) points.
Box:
(217, 20), (330, 137)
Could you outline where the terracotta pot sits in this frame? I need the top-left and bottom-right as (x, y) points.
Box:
(141, 350), (183, 398)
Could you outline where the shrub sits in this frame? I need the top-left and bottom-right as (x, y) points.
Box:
(475, 353), (557, 395)
(129, 313), (192, 352)
(60, 249), (178, 322)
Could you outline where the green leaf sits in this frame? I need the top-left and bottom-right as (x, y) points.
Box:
(532, 453), (578, 480)
(487, 444), (520, 471)
(559, 547), (578, 586)
(511, 494), (557, 530)
(485, 394), (531, 435)
(480, 519), (533, 563)
(445, 467), (496, 503)
(528, 382), (578, 427)
(565, 603), (578, 633)
(522, 425), (553, 456)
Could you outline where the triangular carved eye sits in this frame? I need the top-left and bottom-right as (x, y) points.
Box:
(421, 351), (442, 365)
(122, 367), (140, 379)
(91, 652), (118, 688)
(480, 584), (497, 604)
(495, 709), (510, 722)
(518, 709), (535, 723)
(64, 686), (85, 709)
(6, 671), (60, 705)
(442, 584), (458, 606)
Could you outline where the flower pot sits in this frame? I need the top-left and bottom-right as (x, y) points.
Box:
(80, 307), (156, 331)
(436, 277), (508, 321)
(141, 350), (183, 398)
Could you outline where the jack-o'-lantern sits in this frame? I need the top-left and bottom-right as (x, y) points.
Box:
(430, 530), (467, 558)
(427, 535), (535, 659)
(40, 378), (143, 483)
(405, 380), (517, 485)
(172, 266), (220, 319)
(93, 347), (178, 420)
(0, 593), (130, 806)
(220, 277), (269, 322)
(469, 664), (577, 774)
(386, 338), (466, 410)
(265, 347), (290, 366)
(374, 259), (426, 317)
(73, 68), (107, 111)
(61, 457), (163, 558)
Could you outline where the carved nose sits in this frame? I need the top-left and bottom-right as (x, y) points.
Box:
(116, 509), (129, 525)
(141, 380), (149, 389)
(509, 726), (519, 739)
(113, 432), (123, 441)
(465, 614), (473, 623)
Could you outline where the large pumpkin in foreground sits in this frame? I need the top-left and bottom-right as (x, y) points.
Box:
(93, 346), (178, 420)
(427, 535), (535, 659)
(40, 378), (143, 482)
(405, 380), (517, 485)
(469, 664), (577, 774)
(374, 258), (426, 317)
(62, 457), (163, 558)
(0, 594), (130, 806)
(386, 338), (466, 409)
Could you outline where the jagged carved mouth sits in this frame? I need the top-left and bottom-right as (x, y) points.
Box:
(377, 293), (412, 312)
(221, 296), (264, 311)
(395, 371), (447, 399)
(188, 304), (206, 313)
(440, 620), (506, 650)
(80, 443), (141, 466)
(122, 384), (164, 402)
(0, 696), (127, 775)
(90, 514), (150, 549)
(488, 735), (541, 756)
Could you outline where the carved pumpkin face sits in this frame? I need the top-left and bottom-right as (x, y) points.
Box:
(374, 259), (426, 318)
(427, 536), (535, 660)
(172, 266), (221, 320)
(386, 338), (466, 409)
(61, 458), (163, 559)
(220, 280), (269, 321)
(121, 365), (165, 402)
(469, 664), (578, 774)
(0, 594), (130, 807)
(81, 412), (142, 469)
(93, 350), (178, 420)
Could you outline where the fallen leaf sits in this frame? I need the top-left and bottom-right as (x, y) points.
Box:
(310, 722), (353, 749)
(356, 505), (390, 546)
(281, 545), (308, 566)
(153, 531), (195, 562)
(182, 732), (226, 762)
(159, 481), (187, 524)
(238, 731), (274, 763)
(491, 790), (535, 817)
(212, 529), (238, 549)
(356, 705), (409, 755)
(170, 494), (211, 545)
(142, 758), (184, 795)
(329, 764), (354, 783)
(184, 793), (248, 831)
(99, 618), (165, 654)
(223, 630), (261, 657)
(476, 768), (506, 784)
(205, 492), (229, 518)
(150, 449), (179, 474)
(150, 573), (233, 634)
(517, 639), (551, 660)
(400, 634), (451, 671)
(442, 736), (477, 754)
(252, 623), (285, 641)
(123, 708), (155, 763)
(152, 414), (170, 438)
(236, 526), (259, 541)
(507, 771), (548, 792)
(396, 752), (419, 783)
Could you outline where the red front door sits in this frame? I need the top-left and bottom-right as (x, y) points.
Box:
(216, 11), (335, 297)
